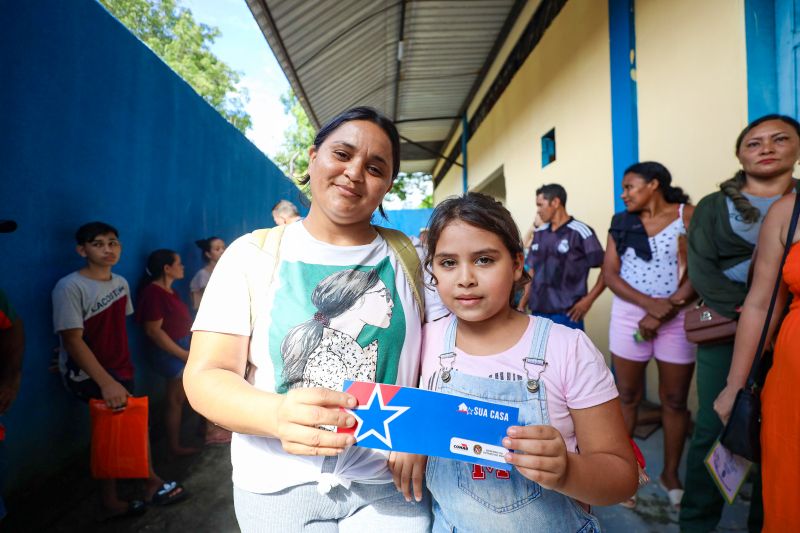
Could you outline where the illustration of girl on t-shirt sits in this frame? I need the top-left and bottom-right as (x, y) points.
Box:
(280, 268), (394, 391)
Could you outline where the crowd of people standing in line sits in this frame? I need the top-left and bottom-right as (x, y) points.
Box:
(0, 107), (798, 531)
(513, 113), (800, 531)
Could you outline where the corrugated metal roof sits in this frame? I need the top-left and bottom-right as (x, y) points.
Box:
(246, 0), (522, 174)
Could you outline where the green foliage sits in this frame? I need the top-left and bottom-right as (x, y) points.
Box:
(388, 172), (433, 208)
(274, 89), (315, 179)
(100, 0), (252, 133)
(418, 193), (434, 208)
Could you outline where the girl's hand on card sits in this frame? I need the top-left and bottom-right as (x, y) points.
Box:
(274, 388), (357, 456)
(388, 451), (428, 502)
(503, 425), (568, 490)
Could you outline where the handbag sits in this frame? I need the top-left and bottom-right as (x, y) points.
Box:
(684, 302), (738, 345)
(89, 396), (150, 479)
(719, 190), (800, 462)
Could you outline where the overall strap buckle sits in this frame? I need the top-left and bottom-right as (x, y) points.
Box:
(522, 318), (553, 393)
(439, 352), (456, 383)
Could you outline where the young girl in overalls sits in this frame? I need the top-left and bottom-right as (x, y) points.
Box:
(389, 193), (638, 532)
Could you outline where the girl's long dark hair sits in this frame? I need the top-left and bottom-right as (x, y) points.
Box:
(280, 268), (381, 388)
(624, 161), (689, 204)
(722, 114), (800, 223)
(424, 192), (531, 301)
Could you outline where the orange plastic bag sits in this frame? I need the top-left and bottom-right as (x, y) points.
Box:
(89, 396), (149, 479)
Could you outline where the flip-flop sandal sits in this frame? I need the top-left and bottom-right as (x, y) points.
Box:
(148, 481), (188, 506)
(658, 478), (684, 511)
(96, 500), (147, 523)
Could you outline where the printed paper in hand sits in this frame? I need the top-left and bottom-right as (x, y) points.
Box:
(704, 439), (752, 504)
(338, 380), (519, 469)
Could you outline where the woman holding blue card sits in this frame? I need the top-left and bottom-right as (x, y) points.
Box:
(184, 107), (430, 532)
(389, 193), (638, 532)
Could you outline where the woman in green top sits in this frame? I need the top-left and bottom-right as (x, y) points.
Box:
(680, 114), (800, 532)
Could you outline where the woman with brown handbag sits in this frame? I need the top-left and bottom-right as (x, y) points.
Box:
(713, 116), (800, 531)
(681, 115), (800, 532)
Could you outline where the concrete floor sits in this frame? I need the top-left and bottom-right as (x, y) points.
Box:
(593, 427), (753, 533)
(2, 410), (238, 533)
(2, 415), (754, 532)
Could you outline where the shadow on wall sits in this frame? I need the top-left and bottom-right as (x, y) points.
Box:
(0, 0), (305, 495)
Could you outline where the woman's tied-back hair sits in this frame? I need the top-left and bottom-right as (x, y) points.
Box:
(298, 106), (400, 219)
(424, 192), (531, 301)
(280, 268), (381, 389)
(722, 114), (800, 223)
(145, 249), (178, 282)
(195, 236), (221, 264)
(624, 161), (690, 204)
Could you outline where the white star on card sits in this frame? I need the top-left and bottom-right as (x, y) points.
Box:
(347, 385), (409, 448)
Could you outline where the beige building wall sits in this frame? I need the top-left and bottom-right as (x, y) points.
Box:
(636, 0), (749, 204)
(435, 0), (616, 356)
(433, 0), (753, 410)
(635, 0), (748, 405)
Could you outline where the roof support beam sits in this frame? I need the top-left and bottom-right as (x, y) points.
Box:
(394, 116), (460, 124)
(399, 135), (462, 168)
(393, 0), (407, 121)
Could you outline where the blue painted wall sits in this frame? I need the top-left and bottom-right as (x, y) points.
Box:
(608, 0), (639, 213)
(0, 0), (305, 493)
(377, 209), (434, 240)
(745, 0), (779, 120)
(775, 0), (800, 118)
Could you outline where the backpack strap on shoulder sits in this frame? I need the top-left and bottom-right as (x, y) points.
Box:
(375, 226), (425, 323)
(252, 225), (285, 250)
(248, 225), (286, 333)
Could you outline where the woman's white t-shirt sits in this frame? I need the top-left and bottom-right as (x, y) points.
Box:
(192, 221), (422, 494)
(189, 267), (211, 293)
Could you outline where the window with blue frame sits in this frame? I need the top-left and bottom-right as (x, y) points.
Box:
(541, 128), (556, 167)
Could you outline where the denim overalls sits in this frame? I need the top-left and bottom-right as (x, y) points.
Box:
(426, 317), (601, 533)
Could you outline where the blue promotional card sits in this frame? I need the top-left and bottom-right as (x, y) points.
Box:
(338, 380), (519, 470)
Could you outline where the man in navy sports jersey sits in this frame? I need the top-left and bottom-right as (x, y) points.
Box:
(518, 184), (605, 330)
